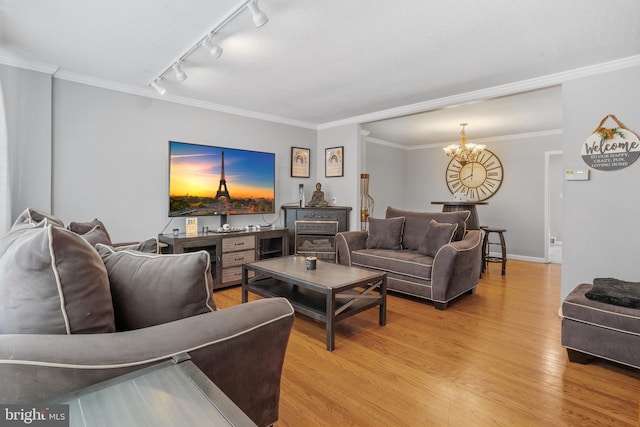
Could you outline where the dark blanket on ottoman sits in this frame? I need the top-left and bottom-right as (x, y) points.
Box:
(585, 277), (640, 309)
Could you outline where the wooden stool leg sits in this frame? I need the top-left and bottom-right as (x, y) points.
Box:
(481, 231), (489, 273)
(499, 231), (506, 275)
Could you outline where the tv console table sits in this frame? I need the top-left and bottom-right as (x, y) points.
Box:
(159, 228), (288, 290)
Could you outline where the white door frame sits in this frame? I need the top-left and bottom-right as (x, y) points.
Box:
(544, 150), (563, 263)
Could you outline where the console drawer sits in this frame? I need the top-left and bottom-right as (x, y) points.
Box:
(222, 249), (256, 268)
(222, 235), (255, 252)
(222, 267), (254, 284)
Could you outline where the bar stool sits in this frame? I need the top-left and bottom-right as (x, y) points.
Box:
(481, 227), (507, 275)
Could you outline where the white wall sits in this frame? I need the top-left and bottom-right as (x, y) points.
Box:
(317, 124), (360, 229)
(481, 135), (563, 259)
(561, 65), (640, 300)
(0, 65), (52, 218)
(52, 79), (316, 242)
(548, 152), (563, 243)
(364, 141), (406, 219)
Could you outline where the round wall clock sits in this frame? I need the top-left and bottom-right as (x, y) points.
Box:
(445, 149), (504, 201)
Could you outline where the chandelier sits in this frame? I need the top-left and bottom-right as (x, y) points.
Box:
(442, 123), (486, 165)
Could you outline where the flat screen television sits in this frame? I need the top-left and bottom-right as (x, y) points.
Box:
(168, 141), (275, 217)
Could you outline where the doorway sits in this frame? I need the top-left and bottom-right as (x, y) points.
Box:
(545, 151), (563, 263)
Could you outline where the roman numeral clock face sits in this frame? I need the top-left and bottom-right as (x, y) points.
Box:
(446, 149), (504, 202)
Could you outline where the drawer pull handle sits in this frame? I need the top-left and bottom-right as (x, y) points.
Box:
(234, 242), (245, 246)
(234, 256), (245, 261)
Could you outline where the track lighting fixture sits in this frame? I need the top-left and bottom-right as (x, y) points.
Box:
(203, 38), (223, 59)
(150, 80), (166, 95)
(172, 63), (187, 81)
(148, 0), (269, 95)
(248, 0), (269, 27)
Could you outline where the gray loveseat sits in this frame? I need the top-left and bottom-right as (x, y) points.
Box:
(0, 209), (294, 427)
(336, 207), (482, 309)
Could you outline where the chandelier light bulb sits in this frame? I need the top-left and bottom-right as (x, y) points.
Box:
(442, 123), (484, 165)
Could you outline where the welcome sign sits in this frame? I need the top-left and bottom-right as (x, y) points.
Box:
(582, 115), (640, 171)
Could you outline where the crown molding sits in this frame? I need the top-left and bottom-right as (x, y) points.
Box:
(0, 53), (318, 129)
(53, 70), (318, 130)
(0, 55), (59, 75)
(366, 129), (564, 151)
(364, 136), (407, 150)
(0, 54), (318, 129)
(320, 55), (640, 130)
(3, 52), (639, 132)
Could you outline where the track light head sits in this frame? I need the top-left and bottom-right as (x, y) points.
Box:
(149, 0), (271, 93)
(203, 38), (223, 58)
(248, 0), (268, 27)
(172, 63), (187, 81)
(150, 80), (166, 95)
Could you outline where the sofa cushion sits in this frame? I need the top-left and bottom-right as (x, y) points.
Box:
(12, 207), (64, 228)
(386, 207), (469, 250)
(97, 245), (216, 331)
(69, 218), (112, 245)
(418, 220), (458, 257)
(0, 223), (115, 334)
(366, 217), (405, 250)
(351, 249), (433, 281)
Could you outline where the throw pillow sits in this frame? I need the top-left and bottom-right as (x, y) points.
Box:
(11, 207), (65, 229)
(97, 245), (216, 331)
(585, 277), (640, 309)
(113, 237), (159, 254)
(418, 219), (459, 257)
(69, 218), (113, 245)
(366, 217), (405, 250)
(0, 223), (115, 334)
(386, 207), (469, 250)
(77, 225), (113, 247)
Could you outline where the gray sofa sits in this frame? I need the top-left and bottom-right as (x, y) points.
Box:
(336, 207), (482, 310)
(0, 209), (294, 427)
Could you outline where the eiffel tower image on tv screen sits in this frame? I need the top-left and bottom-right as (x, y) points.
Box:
(168, 141), (276, 217)
(215, 150), (231, 202)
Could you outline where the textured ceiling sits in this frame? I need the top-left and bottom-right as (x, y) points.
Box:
(1, 0), (638, 145)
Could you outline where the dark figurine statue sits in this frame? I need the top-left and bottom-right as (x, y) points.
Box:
(307, 182), (329, 207)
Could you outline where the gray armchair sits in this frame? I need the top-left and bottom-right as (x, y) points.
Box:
(0, 298), (294, 427)
(0, 208), (294, 427)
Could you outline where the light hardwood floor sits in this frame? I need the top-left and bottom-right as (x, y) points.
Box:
(214, 260), (640, 426)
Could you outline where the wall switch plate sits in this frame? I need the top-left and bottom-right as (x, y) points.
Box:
(565, 169), (590, 181)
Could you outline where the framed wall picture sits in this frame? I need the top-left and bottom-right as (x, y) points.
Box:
(325, 146), (344, 177)
(291, 147), (310, 178)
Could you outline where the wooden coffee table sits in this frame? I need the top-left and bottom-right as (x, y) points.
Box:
(242, 256), (386, 351)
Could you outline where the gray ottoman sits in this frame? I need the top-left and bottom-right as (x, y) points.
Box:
(561, 283), (640, 369)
